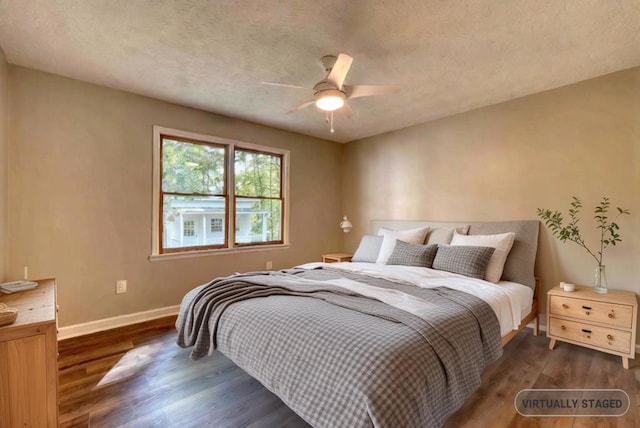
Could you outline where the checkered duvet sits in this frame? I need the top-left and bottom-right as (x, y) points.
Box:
(176, 267), (502, 428)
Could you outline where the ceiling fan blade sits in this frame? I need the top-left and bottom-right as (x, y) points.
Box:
(340, 100), (354, 118)
(261, 81), (308, 89)
(288, 100), (315, 114)
(344, 84), (400, 99)
(326, 53), (353, 89)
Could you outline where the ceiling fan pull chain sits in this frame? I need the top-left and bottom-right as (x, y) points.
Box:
(330, 112), (335, 133)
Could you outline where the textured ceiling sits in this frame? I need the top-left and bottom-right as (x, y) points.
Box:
(0, 1), (638, 143)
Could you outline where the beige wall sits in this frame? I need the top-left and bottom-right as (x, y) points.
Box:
(6, 64), (639, 331)
(8, 66), (343, 326)
(0, 48), (8, 281)
(343, 68), (640, 324)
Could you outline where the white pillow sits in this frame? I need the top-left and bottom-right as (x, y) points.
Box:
(450, 231), (516, 283)
(376, 226), (430, 264)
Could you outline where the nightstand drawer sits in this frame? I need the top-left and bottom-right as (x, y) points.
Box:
(548, 316), (631, 354)
(549, 295), (633, 329)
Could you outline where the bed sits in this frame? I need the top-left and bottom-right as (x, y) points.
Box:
(176, 220), (539, 427)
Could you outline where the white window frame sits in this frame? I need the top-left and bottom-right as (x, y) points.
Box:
(150, 126), (290, 260)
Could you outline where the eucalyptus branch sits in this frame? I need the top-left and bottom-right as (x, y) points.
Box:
(537, 196), (630, 267)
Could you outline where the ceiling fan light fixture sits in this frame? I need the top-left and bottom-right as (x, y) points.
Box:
(315, 89), (345, 111)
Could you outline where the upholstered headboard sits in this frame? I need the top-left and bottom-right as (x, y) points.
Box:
(370, 220), (539, 288)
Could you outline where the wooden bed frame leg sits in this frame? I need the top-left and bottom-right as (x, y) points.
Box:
(533, 316), (539, 336)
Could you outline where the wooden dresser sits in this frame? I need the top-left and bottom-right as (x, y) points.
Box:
(0, 278), (58, 427)
(547, 285), (637, 369)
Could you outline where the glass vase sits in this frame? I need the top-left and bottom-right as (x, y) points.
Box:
(593, 264), (608, 294)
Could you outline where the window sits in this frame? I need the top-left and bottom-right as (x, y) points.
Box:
(183, 220), (195, 237)
(152, 126), (289, 256)
(210, 218), (223, 233)
(234, 149), (282, 245)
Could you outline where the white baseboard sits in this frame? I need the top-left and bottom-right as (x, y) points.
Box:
(527, 321), (546, 332)
(58, 305), (180, 340)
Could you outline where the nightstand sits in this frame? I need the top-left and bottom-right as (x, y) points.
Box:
(322, 253), (352, 263)
(547, 285), (638, 369)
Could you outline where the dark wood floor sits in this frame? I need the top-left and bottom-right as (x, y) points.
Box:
(58, 319), (638, 427)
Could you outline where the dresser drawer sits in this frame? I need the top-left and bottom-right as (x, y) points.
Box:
(549, 295), (633, 329)
(548, 316), (631, 354)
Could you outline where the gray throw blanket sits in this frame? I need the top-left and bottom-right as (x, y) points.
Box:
(176, 268), (502, 428)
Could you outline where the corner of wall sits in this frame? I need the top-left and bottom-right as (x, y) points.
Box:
(0, 47), (9, 282)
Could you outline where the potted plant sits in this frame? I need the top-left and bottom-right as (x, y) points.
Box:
(537, 197), (630, 294)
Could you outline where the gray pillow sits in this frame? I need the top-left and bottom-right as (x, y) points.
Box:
(432, 245), (495, 279)
(352, 235), (384, 263)
(468, 221), (539, 288)
(387, 241), (438, 267)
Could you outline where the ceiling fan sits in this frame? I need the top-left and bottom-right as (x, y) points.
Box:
(262, 53), (400, 133)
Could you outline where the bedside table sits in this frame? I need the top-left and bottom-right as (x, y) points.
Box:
(322, 253), (352, 263)
(547, 285), (638, 369)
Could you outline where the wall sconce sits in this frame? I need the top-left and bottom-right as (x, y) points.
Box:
(340, 216), (353, 233)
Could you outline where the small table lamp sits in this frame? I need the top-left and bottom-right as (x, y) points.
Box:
(340, 216), (353, 233)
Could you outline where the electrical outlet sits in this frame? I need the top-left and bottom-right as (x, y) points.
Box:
(266, 261), (273, 270)
(116, 280), (127, 294)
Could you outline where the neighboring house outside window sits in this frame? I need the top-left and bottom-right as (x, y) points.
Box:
(152, 126), (289, 257)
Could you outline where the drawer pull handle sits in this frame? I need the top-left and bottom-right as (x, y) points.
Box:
(607, 334), (613, 340)
(581, 329), (592, 334)
(608, 313), (614, 318)
(582, 305), (592, 310)
(562, 304), (569, 309)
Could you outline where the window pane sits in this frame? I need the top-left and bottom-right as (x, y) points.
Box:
(163, 195), (226, 249)
(210, 218), (223, 232)
(234, 150), (281, 198)
(235, 198), (282, 244)
(183, 220), (195, 237)
(162, 138), (225, 194)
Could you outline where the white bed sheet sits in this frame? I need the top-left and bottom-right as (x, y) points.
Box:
(297, 262), (533, 337)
